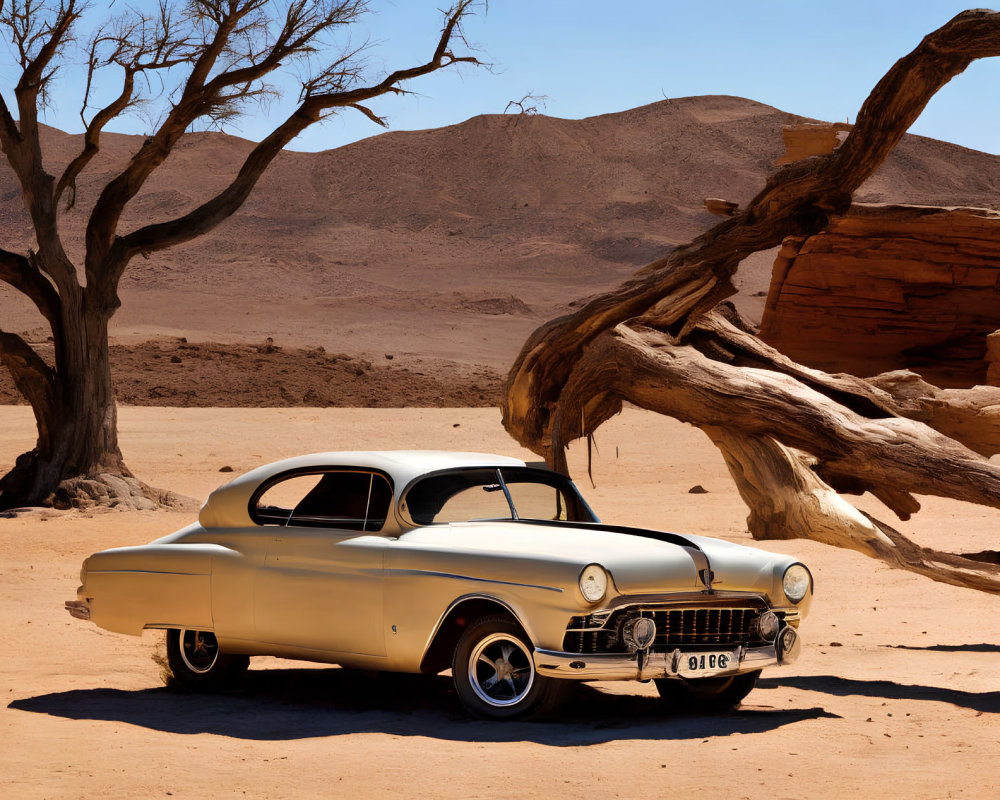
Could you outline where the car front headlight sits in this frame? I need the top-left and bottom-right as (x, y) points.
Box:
(782, 563), (812, 604)
(579, 564), (608, 604)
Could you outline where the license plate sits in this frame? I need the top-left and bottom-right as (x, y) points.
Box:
(676, 650), (738, 677)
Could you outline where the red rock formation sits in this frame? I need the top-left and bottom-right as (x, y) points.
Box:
(759, 204), (1000, 387)
(988, 331), (1000, 386)
(774, 122), (852, 165)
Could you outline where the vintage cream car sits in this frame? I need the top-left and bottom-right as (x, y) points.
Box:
(67, 451), (812, 719)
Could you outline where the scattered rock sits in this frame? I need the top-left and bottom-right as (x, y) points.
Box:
(219, 466), (234, 473)
(688, 485), (708, 494)
(48, 473), (197, 512)
(461, 296), (532, 316)
(259, 337), (280, 354)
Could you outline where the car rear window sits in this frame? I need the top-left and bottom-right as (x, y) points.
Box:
(252, 469), (393, 531)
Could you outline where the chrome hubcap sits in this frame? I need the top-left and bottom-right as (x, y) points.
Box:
(179, 629), (219, 674)
(468, 632), (535, 707)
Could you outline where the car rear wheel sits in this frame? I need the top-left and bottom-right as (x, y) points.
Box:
(452, 615), (562, 720)
(165, 629), (249, 692)
(654, 670), (760, 711)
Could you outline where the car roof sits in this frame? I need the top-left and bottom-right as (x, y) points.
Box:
(198, 450), (528, 529)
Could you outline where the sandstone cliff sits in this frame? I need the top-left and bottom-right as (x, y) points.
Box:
(758, 204), (1000, 387)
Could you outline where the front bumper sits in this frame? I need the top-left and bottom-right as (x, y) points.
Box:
(534, 626), (800, 681)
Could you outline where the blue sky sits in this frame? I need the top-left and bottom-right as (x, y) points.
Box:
(31, 1), (1000, 154)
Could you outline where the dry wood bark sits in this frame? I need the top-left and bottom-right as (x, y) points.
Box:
(503, 9), (1000, 592)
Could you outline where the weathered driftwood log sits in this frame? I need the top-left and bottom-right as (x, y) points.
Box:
(705, 430), (1000, 594)
(552, 324), (1000, 511)
(546, 322), (1000, 594)
(505, 9), (1000, 454)
(503, 10), (1000, 593)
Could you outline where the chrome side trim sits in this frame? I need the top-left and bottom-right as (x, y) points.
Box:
(85, 569), (210, 576)
(385, 569), (562, 593)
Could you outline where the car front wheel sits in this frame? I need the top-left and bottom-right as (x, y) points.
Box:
(654, 670), (760, 711)
(452, 615), (562, 720)
(165, 629), (249, 692)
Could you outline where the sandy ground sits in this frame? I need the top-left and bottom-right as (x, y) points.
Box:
(1, 406), (998, 799)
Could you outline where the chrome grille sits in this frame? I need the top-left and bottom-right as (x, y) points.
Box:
(563, 604), (765, 654)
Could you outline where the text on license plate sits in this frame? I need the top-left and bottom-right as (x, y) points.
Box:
(678, 651), (737, 676)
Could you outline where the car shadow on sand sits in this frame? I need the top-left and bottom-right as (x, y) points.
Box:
(757, 675), (1000, 714)
(9, 668), (838, 745)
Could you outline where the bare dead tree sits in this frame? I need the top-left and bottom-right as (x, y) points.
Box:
(504, 90), (548, 116)
(502, 9), (1000, 593)
(0, 0), (482, 509)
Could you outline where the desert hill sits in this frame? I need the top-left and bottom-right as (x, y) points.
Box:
(2, 94), (1000, 404)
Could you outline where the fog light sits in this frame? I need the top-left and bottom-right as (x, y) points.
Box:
(622, 617), (657, 651)
(754, 611), (780, 642)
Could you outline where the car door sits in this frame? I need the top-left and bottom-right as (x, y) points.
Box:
(251, 469), (393, 656)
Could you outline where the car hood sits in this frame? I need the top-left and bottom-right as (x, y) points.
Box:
(398, 520), (787, 596)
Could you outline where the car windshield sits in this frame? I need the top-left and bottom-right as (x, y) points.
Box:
(401, 467), (598, 525)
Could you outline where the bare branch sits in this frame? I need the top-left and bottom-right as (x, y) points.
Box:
(347, 101), (386, 127)
(504, 91), (548, 116)
(99, 1), (482, 288)
(0, 247), (61, 325)
(6, 0), (84, 126)
(56, 2), (195, 209)
(83, 0), (377, 291)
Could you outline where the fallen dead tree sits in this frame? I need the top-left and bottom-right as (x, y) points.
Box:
(502, 9), (1000, 593)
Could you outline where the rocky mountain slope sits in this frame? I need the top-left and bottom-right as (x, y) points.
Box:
(2, 95), (999, 404)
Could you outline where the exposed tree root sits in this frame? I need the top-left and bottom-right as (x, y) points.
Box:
(49, 474), (198, 512)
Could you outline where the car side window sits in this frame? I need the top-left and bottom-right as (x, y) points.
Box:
(252, 470), (392, 531)
(432, 484), (513, 523)
(504, 480), (569, 521)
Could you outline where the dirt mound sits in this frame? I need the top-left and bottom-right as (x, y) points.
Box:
(0, 338), (503, 408)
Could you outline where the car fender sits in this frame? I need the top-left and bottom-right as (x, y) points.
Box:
(82, 543), (229, 636)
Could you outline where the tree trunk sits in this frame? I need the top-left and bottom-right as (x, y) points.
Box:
(0, 295), (130, 509)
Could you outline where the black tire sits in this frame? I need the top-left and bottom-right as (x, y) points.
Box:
(452, 615), (563, 720)
(654, 669), (760, 712)
(165, 629), (249, 692)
